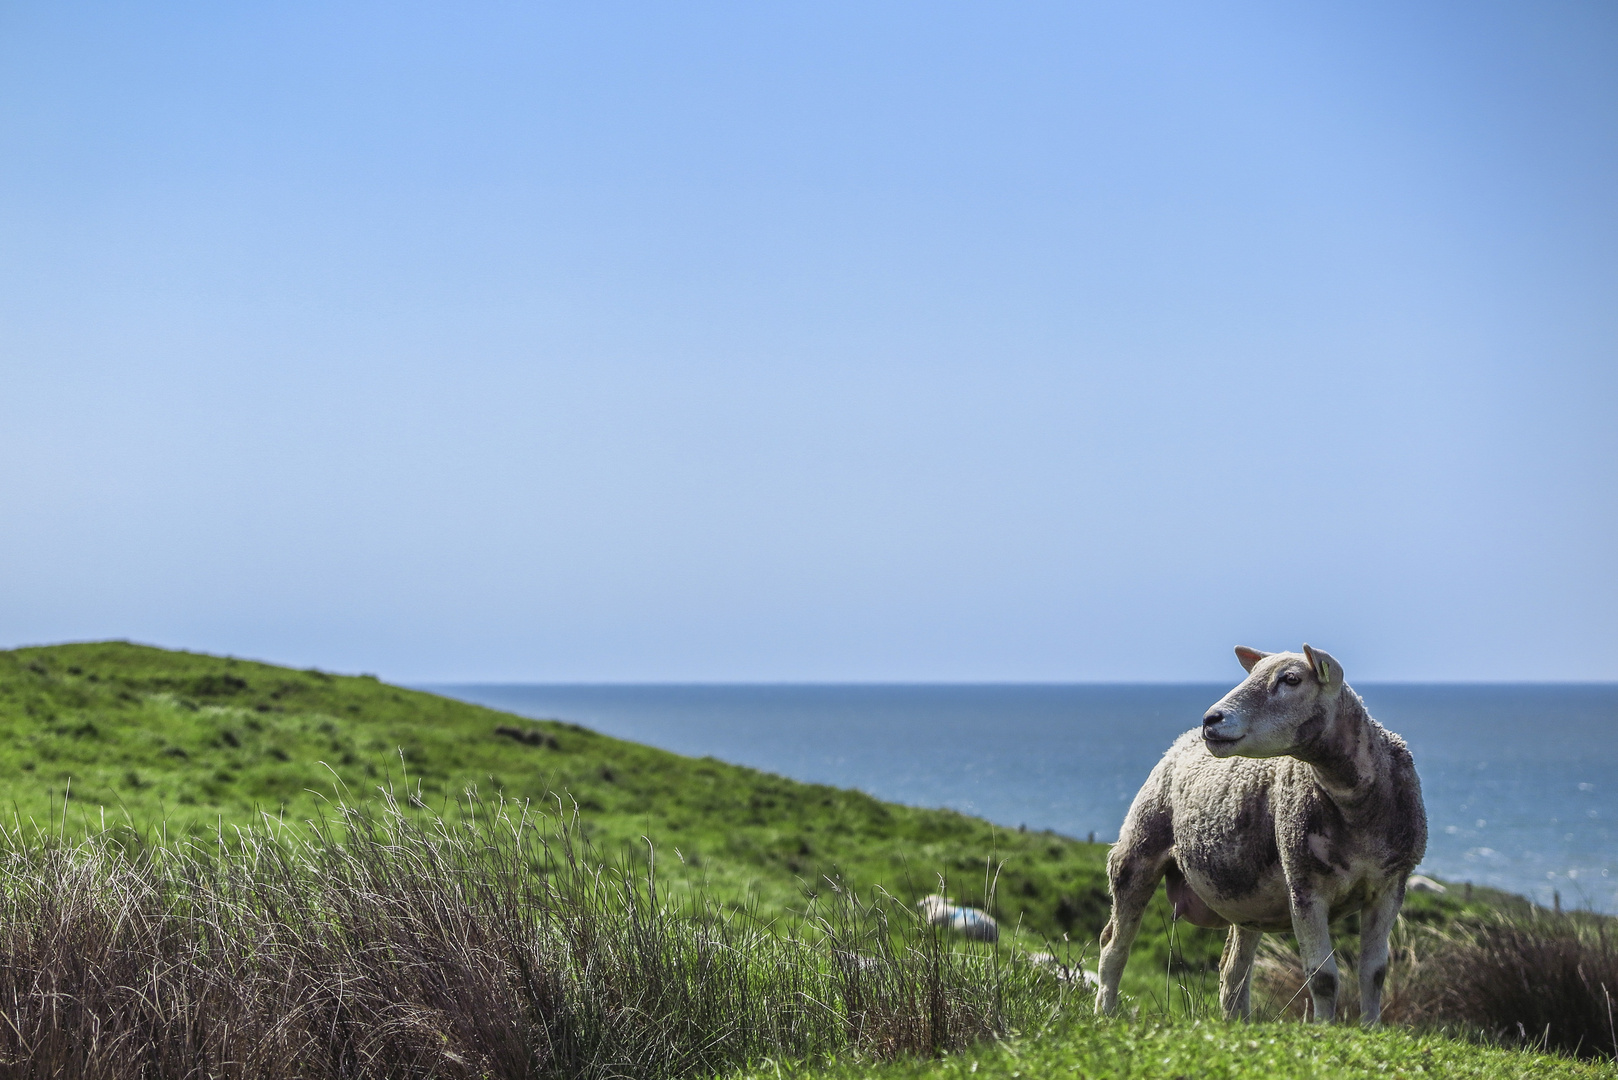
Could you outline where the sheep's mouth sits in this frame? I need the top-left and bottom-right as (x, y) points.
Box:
(1202, 731), (1244, 746)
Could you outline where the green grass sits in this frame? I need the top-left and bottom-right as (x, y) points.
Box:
(0, 641), (1115, 944)
(5, 640), (1605, 1078)
(0, 641), (1528, 973)
(748, 1017), (1617, 1079)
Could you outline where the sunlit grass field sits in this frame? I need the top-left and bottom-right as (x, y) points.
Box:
(1, 641), (1116, 940)
(1, 641), (1609, 1078)
(752, 1018), (1617, 1079)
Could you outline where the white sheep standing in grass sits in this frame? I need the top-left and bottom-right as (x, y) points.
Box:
(917, 894), (1000, 942)
(1095, 645), (1426, 1024)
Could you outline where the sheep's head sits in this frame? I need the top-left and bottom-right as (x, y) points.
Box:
(1200, 644), (1344, 759)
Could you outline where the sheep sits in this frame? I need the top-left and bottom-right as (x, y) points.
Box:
(1026, 952), (1100, 987)
(917, 894), (1000, 942)
(1094, 645), (1426, 1024)
(1405, 874), (1446, 895)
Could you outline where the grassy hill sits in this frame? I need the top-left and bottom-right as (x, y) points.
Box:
(0, 642), (1507, 981)
(3, 642), (1610, 1078)
(0, 641), (1117, 941)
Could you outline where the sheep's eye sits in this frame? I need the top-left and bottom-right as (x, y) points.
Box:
(1281, 672), (1302, 686)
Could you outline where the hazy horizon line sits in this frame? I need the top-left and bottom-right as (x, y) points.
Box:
(417, 678), (1618, 688)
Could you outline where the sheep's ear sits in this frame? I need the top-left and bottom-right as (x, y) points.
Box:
(1234, 646), (1270, 673)
(1302, 644), (1342, 687)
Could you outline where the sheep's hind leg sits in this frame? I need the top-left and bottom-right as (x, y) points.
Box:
(1218, 925), (1262, 1021)
(1095, 829), (1172, 1015)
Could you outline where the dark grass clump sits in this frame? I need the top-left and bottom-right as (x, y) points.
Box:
(1252, 910), (1618, 1059)
(1397, 910), (1618, 1059)
(0, 794), (1078, 1080)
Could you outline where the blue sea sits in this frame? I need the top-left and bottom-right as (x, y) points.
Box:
(428, 683), (1618, 914)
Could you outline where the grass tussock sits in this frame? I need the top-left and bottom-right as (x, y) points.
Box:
(0, 794), (1079, 1080)
(1399, 911), (1618, 1059)
(1253, 911), (1618, 1059)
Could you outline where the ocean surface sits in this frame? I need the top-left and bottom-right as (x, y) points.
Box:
(427, 683), (1618, 914)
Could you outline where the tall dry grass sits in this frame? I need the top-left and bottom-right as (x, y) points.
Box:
(1253, 909), (1618, 1059)
(1399, 910), (1618, 1059)
(0, 795), (1076, 1079)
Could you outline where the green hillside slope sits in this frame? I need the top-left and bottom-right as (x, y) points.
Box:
(0, 641), (1497, 998)
(0, 642), (1112, 939)
(6, 642), (1605, 1078)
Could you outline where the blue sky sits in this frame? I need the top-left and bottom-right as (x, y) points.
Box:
(2, 1), (1614, 681)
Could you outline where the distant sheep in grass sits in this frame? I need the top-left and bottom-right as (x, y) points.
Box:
(1026, 952), (1099, 987)
(1095, 645), (1427, 1024)
(917, 894), (1000, 942)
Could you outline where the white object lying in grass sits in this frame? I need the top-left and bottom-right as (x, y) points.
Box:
(1026, 952), (1099, 987)
(916, 894), (1000, 942)
(1406, 874), (1447, 894)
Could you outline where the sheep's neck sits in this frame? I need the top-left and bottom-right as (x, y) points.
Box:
(1296, 690), (1382, 811)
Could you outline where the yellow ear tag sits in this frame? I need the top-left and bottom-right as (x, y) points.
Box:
(1316, 659), (1330, 683)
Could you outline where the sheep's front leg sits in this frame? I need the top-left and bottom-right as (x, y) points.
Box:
(1288, 886), (1338, 1022)
(1357, 883), (1403, 1025)
(1218, 925), (1262, 1021)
